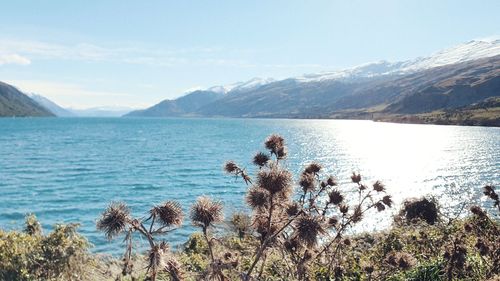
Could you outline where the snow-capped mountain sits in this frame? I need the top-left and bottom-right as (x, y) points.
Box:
(294, 38), (500, 83)
(207, 77), (275, 94)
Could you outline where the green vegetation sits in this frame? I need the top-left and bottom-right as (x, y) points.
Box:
(1, 135), (499, 280)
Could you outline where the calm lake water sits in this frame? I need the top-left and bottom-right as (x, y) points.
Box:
(0, 118), (499, 254)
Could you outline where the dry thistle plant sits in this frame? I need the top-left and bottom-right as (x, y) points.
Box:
(97, 201), (184, 281)
(224, 134), (393, 280)
(190, 196), (237, 281)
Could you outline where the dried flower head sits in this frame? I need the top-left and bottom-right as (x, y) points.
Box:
(286, 202), (301, 217)
(276, 146), (288, 159)
(299, 172), (316, 193)
(253, 152), (270, 167)
(284, 237), (300, 252)
(150, 201), (183, 227)
(339, 204), (349, 214)
(376, 202), (386, 212)
(328, 216), (339, 228)
(328, 190), (344, 205)
(295, 215), (325, 248)
(246, 187), (269, 209)
(382, 195), (393, 207)
(265, 134), (285, 155)
(304, 163), (322, 174)
(97, 202), (130, 239)
(257, 167), (292, 195)
(373, 181), (385, 192)
(351, 172), (362, 184)
(224, 161), (239, 174)
(327, 176), (337, 186)
(190, 197), (223, 228)
(470, 205), (485, 217)
(351, 205), (363, 223)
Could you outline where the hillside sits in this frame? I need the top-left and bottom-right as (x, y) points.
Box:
(129, 39), (499, 125)
(28, 93), (75, 117)
(0, 82), (54, 117)
(125, 90), (223, 117)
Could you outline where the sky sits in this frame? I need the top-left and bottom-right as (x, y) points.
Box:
(0, 0), (499, 109)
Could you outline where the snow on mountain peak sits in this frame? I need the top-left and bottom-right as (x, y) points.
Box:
(206, 77), (275, 94)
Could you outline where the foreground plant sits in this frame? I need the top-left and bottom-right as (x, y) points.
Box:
(225, 134), (393, 280)
(97, 201), (184, 281)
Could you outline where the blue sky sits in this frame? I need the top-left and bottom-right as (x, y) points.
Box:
(0, 0), (498, 108)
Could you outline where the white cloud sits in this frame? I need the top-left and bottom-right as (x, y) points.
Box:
(0, 54), (31, 65)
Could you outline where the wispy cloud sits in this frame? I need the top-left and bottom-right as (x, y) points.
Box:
(0, 54), (31, 65)
(0, 38), (327, 69)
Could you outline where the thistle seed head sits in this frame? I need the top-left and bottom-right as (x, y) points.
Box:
(190, 197), (223, 228)
(304, 163), (322, 174)
(373, 181), (385, 192)
(299, 172), (316, 193)
(150, 201), (183, 227)
(351, 172), (362, 184)
(97, 202), (130, 240)
(294, 215), (325, 248)
(257, 167), (292, 195)
(246, 187), (269, 210)
(328, 190), (344, 205)
(253, 152), (270, 167)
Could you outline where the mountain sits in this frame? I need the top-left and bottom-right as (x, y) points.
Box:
(70, 106), (134, 117)
(28, 93), (75, 117)
(0, 81), (54, 117)
(128, 38), (499, 125)
(125, 90), (223, 117)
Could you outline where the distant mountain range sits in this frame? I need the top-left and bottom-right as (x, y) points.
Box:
(2, 38), (499, 125)
(127, 39), (500, 125)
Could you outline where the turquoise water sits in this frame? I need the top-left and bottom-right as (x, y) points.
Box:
(0, 118), (499, 254)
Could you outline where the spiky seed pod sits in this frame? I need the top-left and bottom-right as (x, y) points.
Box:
(328, 216), (339, 228)
(464, 223), (473, 232)
(328, 190), (344, 205)
(246, 187), (269, 210)
(339, 204), (349, 214)
(320, 181), (327, 188)
(470, 205), (485, 217)
(373, 181), (385, 192)
(294, 215), (325, 248)
(165, 257), (184, 281)
(376, 202), (386, 212)
(299, 173), (316, 193)
(284, 238), (300, 252)
(253, 214), (277, 238)
(351, 172), (362, 184)
(224, 161), (239, 174)
(286, 202), (300, 217)
(97, 202), (130, 240)
(304, 163), (322, 174)
(343, 238), (351, 246)
(257, 167), (292, 195)
(265, 134), (285, 154)
(276, 146), (288, 159)
(190, 197), (223, 228)
(351, 205), (363, 223)
(253, 152), (270, 167)
(359, 184), (367, 191)
(150, 201), (183, 227)
(382, 195), (393, 207)
(327, 176), (337, 186)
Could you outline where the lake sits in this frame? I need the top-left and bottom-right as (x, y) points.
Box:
(0, 118), (498, 254)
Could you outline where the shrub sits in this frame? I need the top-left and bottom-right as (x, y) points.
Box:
(0, 214), (91, 281)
